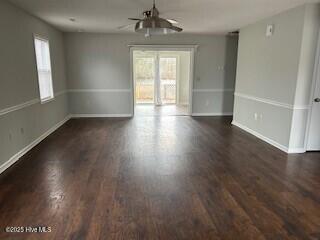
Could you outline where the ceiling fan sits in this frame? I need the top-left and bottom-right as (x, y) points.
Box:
(118, 0), (183, 37)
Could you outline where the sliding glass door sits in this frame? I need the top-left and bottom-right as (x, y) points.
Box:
(133, 51), (178, 105)
(160, 57), (177, 104)
(134, 54), (156, 104)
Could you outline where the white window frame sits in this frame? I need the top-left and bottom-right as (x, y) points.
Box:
(158, 53), (180, 105)
(33, 35), (54, 104)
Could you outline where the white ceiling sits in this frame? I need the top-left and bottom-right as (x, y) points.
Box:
(8, 0), (320, 34)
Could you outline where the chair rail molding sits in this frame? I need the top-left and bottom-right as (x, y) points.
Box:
(234, 92), (310, 110)
(0, 90), (67, 117)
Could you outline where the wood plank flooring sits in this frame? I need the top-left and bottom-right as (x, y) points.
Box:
(0, 116), (319, 240)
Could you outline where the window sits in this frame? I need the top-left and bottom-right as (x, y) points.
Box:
(135, 57), (156, 104)
(160, 57), (177, 104)
(34, 36), (54, 102)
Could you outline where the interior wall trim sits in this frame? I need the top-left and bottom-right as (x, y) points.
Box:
(232, 120), (289, 152)
(68, 89), (132, 93)
(70, 114), (133, 118)
(128, 44), (199, 51)
(0, 99), (39, 117)
(0, 90), (67, 117)
(55, 90), (68, 97)
(232, 120), (306, 154)
(234, 92), (310, 110)
(192, 112), (233, 116)
(0, 115), (71, 175)
(193, 89), (234, 93)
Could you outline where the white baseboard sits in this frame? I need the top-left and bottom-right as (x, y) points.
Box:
(70, 114), (133, 118)
(231, 120), (290, 153)
(287, 148), (306, 154)
(0, 115), (71, 175)
(192, 112), (233, 117)
(232, 121), (307, 154)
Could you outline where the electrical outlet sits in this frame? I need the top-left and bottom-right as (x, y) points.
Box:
(254, 113), (258, 121)
(206, 100), (209, 106)
(260, 114), (263, 120)
(266, 24), (274, 37)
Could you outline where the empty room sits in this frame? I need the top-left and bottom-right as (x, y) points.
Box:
(0, 0), (319, 239)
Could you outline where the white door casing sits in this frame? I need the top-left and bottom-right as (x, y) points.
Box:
(130, 45), (197, 116)
(307, 32), (320, 151)
(307, 74), (320, 151)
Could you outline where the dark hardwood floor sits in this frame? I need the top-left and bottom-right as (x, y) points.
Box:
(0, 116), (319, 240)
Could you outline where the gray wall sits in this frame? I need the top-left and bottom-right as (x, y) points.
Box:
(0, 1), (69, 168)
(233, 3), (320, 152)
(65, 33), (238, 115)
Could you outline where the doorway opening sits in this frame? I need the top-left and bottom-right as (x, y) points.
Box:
(132, 49), (193, 116)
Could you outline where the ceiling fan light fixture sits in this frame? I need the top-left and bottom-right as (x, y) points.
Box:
(132, 0), (183, 36)
(119, 0), (183, 36)
(135, 17), (182, 36)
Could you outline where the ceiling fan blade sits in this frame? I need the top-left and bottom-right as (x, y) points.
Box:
(117, 23), (135, 30)
(166, 18), (179, 24)
(128, 18), (141, 21)
(171, 26), (183, 32)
